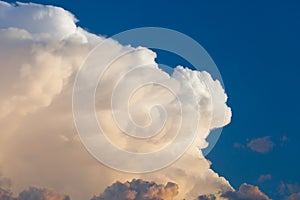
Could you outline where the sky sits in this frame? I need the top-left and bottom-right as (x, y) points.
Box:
(1, 1), (300, 200)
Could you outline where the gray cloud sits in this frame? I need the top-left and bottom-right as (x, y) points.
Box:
(18, 187), (70, 200)
(221, 183), (270, 200)
(0, 188), (15, 200)
(247, 136), (275, 154)
(258, 174), (272, 183)
(0, 181), (272, 200)
(0, 175), (11, 189)
(233, 142), (245, 149)
(286, 192), (300, 200)
(197, 194), (216, 200)
(278, 182), (300, 198)
(91, 179), (178, 200)
(0, 186), (70, 200)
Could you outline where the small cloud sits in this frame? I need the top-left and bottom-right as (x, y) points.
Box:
(280, 135), (289, 146)
(221, 183), (270, 200)
(233, 142), (245, 149)
(286, 183), (300, 194)
(280, 136), (289, 142)
(258, 174), (272, 183)
(247, 136), (275, 154)
(278, 182), (300, 197)
(286, 192), (300, 200)
(279, 182), (287, 195)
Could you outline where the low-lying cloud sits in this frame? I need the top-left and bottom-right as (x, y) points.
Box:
(92, 179), (178, 200)
(286, 192), (300, 200)
(1, 181), (273, 200)
(221, 183), (270, 200)
(0, 186), (70, 200)
(18, 187), (70, 200)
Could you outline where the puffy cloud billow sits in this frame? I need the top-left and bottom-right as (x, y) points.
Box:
(196, 183), (271, 200)
(0, 1), (269, 200)
(18, 187), (70, 200)
(91, 179), (178, 200)
(0, 186), (70, 200)
(0, 188), (14, 200)
(220, 183), (270, 200)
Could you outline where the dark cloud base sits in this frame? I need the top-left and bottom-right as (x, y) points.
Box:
(92, 179), (178, 200)
(0, 179), (277, 200)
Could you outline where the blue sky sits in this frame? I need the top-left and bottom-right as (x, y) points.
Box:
(5, 0), (300, 199)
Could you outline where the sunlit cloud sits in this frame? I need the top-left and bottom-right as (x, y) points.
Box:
(0, 1), (234, 199)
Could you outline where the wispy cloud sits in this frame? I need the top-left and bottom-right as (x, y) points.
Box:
(286, 192), (300, 200)
(278, 182), (300, 200)
(279, 182), (300, 195)
(233, 142), (245, 149)
(247, 136), (275, 154)
(258, 174), (272, 183)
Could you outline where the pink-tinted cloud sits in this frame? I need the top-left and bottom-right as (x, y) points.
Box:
(0, 186), (70, 200)
(0, 187), (14, 200)
(221, 183), (270, 200)
(0, 2), (233, 199)
(18, 187), (70, 200)
(279, 182), (300, 196)
(0, 181), (272, 200)
(247, 136), (275, 154)
(197, 183), (270, 200)
(286, 192), (300, 200)
(0, 175), (11, 189)
(91, 179), (178, 200)
(258, 174), (272, 183)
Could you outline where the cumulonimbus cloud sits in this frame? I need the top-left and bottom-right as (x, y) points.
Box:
(0, 1), (259, 200)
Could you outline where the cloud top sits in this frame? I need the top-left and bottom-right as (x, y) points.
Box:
(0, 1), (78, 40)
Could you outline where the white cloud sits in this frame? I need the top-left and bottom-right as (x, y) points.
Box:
(0, 1), (233, 200)
(0, 1), (77, 41)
